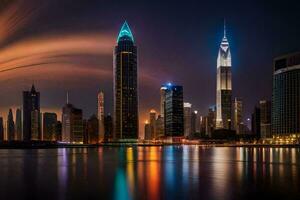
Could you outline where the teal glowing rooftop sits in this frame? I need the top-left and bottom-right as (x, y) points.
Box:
(117, 21), (134, 43)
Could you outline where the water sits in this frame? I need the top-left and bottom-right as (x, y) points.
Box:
(0, 146), (299, 200)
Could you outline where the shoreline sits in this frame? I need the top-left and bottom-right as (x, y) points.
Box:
(0, 142), (299, 149)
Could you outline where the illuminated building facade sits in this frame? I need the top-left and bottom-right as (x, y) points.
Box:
(98, 92), (105, 141)
(272, 52), (300, 136)
(160, 86), (167, 118)
(233, 97), (242, 134)
(23, 85), (40, 141)
(260, 100), (271, 138)
(144, 121), (151, 140)
(184, 102), (192, 137)
(62, 103), (84, 143)
(149, 109), (157, 139)
(191, 110), (200, 135)
(164, 83), (184, 137)
(155, 115), (164, 138)
(113, 21), (138, 140)
(216, 23), (232, 129)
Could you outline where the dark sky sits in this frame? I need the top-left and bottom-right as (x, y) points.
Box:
(0, 0), (299, 134)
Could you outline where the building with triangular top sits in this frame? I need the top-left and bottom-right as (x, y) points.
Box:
(216, 21), (232, 129)
(113, 21), (138, 140)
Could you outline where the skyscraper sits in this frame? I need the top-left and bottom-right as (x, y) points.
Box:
(86, 115), (99, 144)
(164, 83), (184, 137)
(62, 103), (84, 143)
(23, 85), (40, 141)
(207, 106), (216, 137)
(7, 109), (15, 141)
(272, 52), (300, 137)
(159, 85), (168, 137)
(149, 109), (157, 139)
(233, 97), (242, 134)
(155, 115), (164, 138)
(260, 100), (271, 138)
(160, 86), (168, 118)
(216, 22), (232, 129)
(15, 108), (22, 140)
(43, 112), (57, 141)
(191, 110), (200, 135)
(0, 117), (4, 141)
(184, 102), (192, 138)
(113, 21), (138, 140)
(98, 92), (105, 142)
(144, 120), (151, 140)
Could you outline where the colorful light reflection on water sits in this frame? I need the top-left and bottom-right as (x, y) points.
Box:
(0, 146), (299, 199)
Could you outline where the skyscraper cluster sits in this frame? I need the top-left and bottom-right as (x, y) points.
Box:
(0, 86), (112, 144)
(0, 21), (299, 144)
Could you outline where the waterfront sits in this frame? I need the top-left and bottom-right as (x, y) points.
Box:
(0, 146), (299, 200)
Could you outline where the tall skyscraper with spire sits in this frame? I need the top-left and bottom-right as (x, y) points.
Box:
(113, 21), (138, 140)
(23, 85), (41, 141)
(216, 21), (232, 129)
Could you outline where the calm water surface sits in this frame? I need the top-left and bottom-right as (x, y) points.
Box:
(0, 146), (299, 200)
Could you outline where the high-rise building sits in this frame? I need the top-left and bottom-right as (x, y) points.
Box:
(113, 21), (138, 140)
(62, 103), (84, 143)
(144, 120), (151, 140)
(0, 117), (4, 141)
(191, 110), (200, 135)
(97, 92), (105, 142)
(149, 109), (157, 139)
(272, 52), (300, 137)
(87, 115), (99, 144)
(184, 102), (192, 138)
(15, 108), (22, 140)
(7, 109), (15, 141)
(156, 115), (164, 138)
(207, 106), (216, 137)
(216, 22), (232, 129)
(160, 86), (168, 118)
(251, 106), (261, 138)
(43, 112), (57, 141)
(233, 97), (243, 134)
(164, 83), (184, 137)
(23, 85), (40, 141)
(260, 100), (271, 138)
(159, 86), (168, 137)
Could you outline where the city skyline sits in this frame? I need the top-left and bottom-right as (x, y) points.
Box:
(0, 0), (299, 137)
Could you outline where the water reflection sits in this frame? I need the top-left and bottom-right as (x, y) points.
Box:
(0, 147), (299, 199)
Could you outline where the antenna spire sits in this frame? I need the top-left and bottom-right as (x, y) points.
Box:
(224, 18), (226, 38)
(66, 91), (69, 104)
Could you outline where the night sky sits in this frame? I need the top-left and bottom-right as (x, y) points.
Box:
(0, 0), (299, 135)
